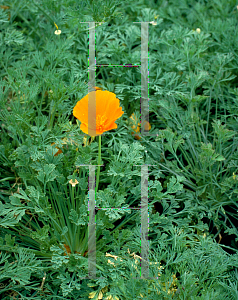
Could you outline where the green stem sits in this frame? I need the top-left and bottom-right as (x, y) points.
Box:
(96, 135), (102, 193)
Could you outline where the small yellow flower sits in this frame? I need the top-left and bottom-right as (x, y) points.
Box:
(106, 296), (119, 300)
(105, 253), (119, 260)
(82, 136), (88, 147)
(196, 28), (201, 34)
(54, 22), (61, 35)
(55, 30), (61, 35)
(69, 179), (79, 187)
(107, 259), (116, 267)
(83, 136), (95, 147)
(129, 113), (151, 140)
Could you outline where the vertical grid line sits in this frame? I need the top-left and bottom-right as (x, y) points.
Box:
(141, 23), (149, 137)
(88, 165), (96, 278)
(88, 22), (96, 137)
(141, 164), (149, 278)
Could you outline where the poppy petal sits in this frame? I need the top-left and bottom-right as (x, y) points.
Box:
(73, 90), (124, 136)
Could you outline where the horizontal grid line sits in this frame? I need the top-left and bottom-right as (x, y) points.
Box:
(95, 64), (140, 67)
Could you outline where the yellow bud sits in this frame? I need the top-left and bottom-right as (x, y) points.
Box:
(98, 291), (103, 299)
(88, 291), (97, 299)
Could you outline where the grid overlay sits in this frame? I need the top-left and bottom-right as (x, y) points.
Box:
(78, 21), (158, 279)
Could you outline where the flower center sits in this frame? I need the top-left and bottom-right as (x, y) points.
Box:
(96, 115), (108, 132)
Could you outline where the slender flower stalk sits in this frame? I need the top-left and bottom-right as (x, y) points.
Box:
(96, 135), (101, 193)
(65, 89), (124, 257)
(73, 89), (124, 192)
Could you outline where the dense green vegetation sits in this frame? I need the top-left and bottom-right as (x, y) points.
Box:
(0, 0), (238, 299)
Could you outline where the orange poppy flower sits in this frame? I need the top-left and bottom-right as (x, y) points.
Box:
(73, 90), (124, 136)
(129, 113), (151, 140)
